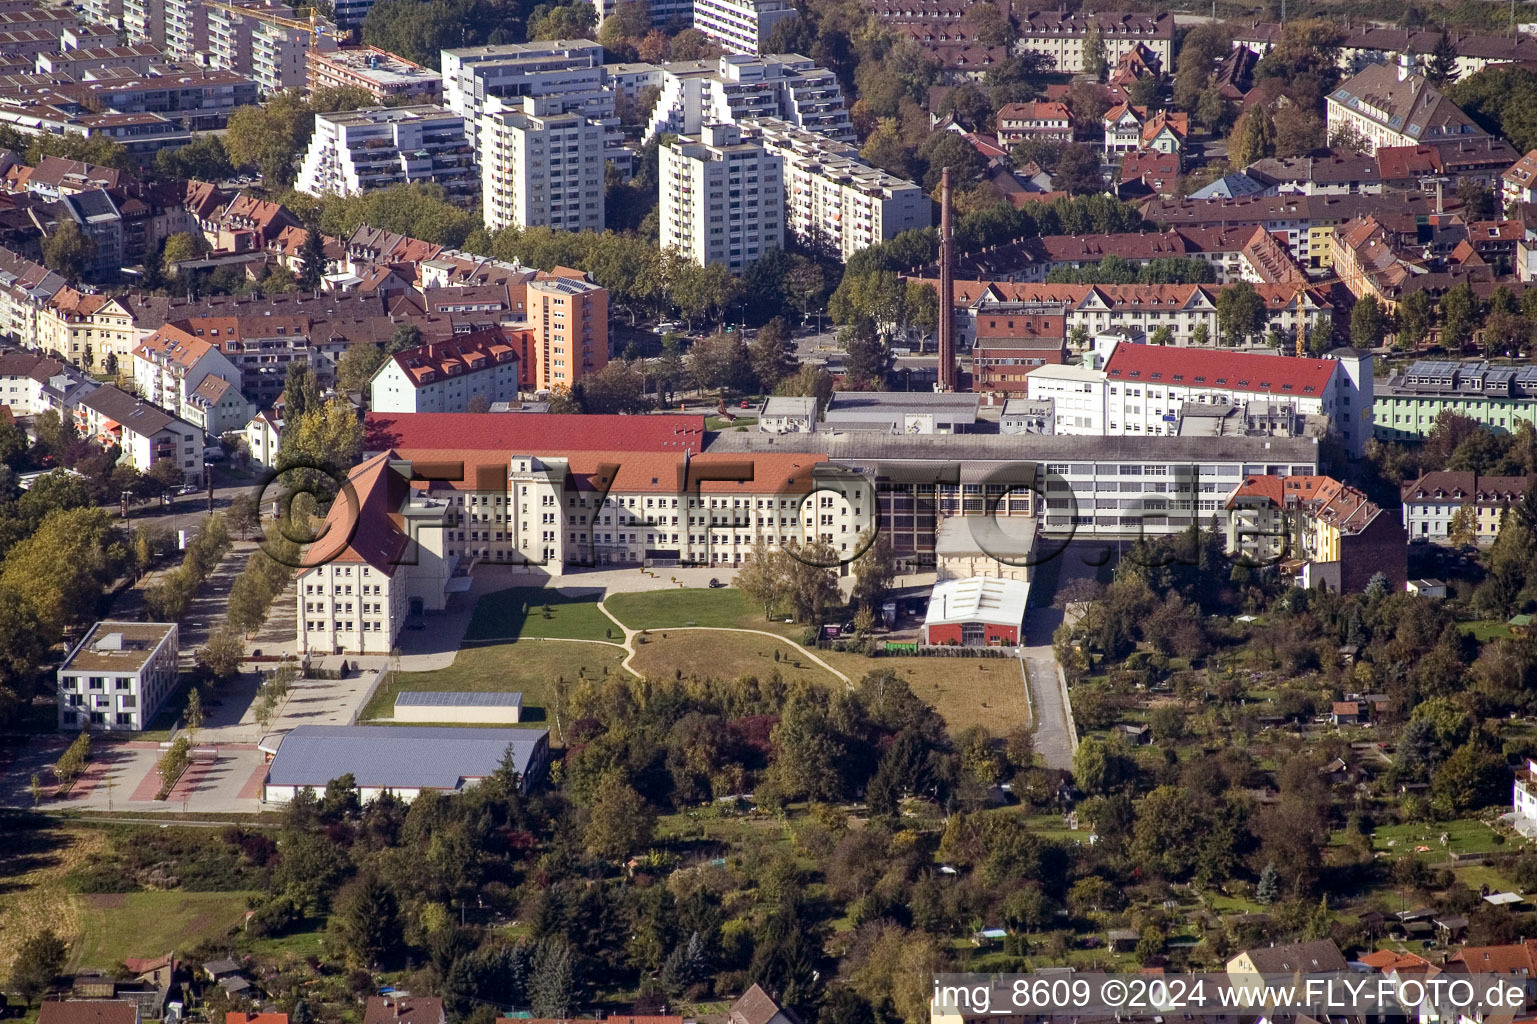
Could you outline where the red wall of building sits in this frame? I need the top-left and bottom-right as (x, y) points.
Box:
(923, 621), (1020, 645)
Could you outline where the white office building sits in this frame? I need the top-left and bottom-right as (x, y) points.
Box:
(1025, 363), (1109, 435)
(481, 94), (606, 233)
(58, 621), (179, 732)
(645, 53), (853, 143)
(661, 123), (784, 272)
(692, 0), (797, 55)
(1025, 340), (1372, 457)
(295, 105), (476, 203)
(743, 117), (928, 261)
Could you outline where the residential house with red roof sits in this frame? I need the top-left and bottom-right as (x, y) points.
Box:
(996, 101), (1073, 144)
(132, 324), (251, 437)
(36, 288), (138, 373)
(369, 332), (523, 413)
(1505, 148), (1537, 209)
(1224, 472), (1406, 592)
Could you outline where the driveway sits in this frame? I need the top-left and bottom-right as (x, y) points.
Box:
(1020, 543), (1106, 771)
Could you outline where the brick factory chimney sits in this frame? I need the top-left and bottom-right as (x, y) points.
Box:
(938, 166), (956, 392)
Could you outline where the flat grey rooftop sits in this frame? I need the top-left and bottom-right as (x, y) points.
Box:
(266, 725), (545, 791)
(705, 430), (1320, 464)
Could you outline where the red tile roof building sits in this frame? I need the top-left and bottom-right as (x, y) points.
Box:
(1225, 473), (1406, 592)
(369, 331), (523, 412)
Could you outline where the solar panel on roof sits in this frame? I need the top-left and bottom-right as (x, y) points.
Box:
(395, 691), (523, 707)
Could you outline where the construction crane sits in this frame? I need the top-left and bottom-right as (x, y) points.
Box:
(200, 0), (330, 50)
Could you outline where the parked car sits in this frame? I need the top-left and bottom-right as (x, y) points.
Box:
(708, 578), (724, 588)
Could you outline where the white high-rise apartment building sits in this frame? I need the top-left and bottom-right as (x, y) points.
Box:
(163, 0), (209, 58)
(203, 0), (311, 93)
(250, 19), (311, 94)
(645, 53), (853, 143)
(296, 105), (476, 202)
(123, 0), (164, 46)
(660, 123), (783, 272)
(742, 117), (928, 260)
(692, 0), (796, 54)
(481, 94), (605, 232)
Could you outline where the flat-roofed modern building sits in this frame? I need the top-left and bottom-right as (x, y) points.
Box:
(58, 621), (178, 731)
(742, 117), (928, 261)
(394, 691), (523, 723)
(692, 0), (796, 55)
(821, 391), (980, 433)
(660, 123), (783, 272)
(262, 725), (549, 801)
(296, 105), (475, 204)
(480, 94), (606, 233)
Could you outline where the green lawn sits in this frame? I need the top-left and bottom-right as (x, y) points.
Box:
(1459, 620), (1513, 642)
(70, 891), (253, 970)
(464, 586), (614, 643)
(605, 587), (803, 638)
(1340, 818), (1505, 859)
(630, 630), (837, 686)
(360, 640), (626, 726)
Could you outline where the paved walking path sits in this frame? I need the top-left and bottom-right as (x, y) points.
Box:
(594, 599), (851, 685)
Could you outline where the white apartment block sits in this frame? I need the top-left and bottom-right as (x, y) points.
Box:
(123, 0), (165, 46)
(744, 118), (928, 261)
(481, 95), (606, 233)
(206, 1), (295, 80)
(440, 40), (616, 152)
(1015, 10), (1173, 76)
(74, 385), (206, 484)
(661, 123), (784, 272)
(593, 0), (688, 32)
(296, 106), (476, 203)
(58, 621), (178, 732)
(692, 0), (796, 55)
(369, 335), (522, 413)
(163, 0), (209, 58)
(250, 20), (310, 94)
(645, 54), (853, 143)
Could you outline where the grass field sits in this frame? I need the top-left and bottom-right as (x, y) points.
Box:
(817, 652), (1031, 735)
(360, 640), (626, 724)
(1459, 620), (1513, 642)
(605, 588), (804, 638)
(1347, 818), (1505, 859)
(71, 891), (252, 970)
(0, 821), (105, 980)
(629, 630), (838, 685)
(464, 586), (614, 643)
